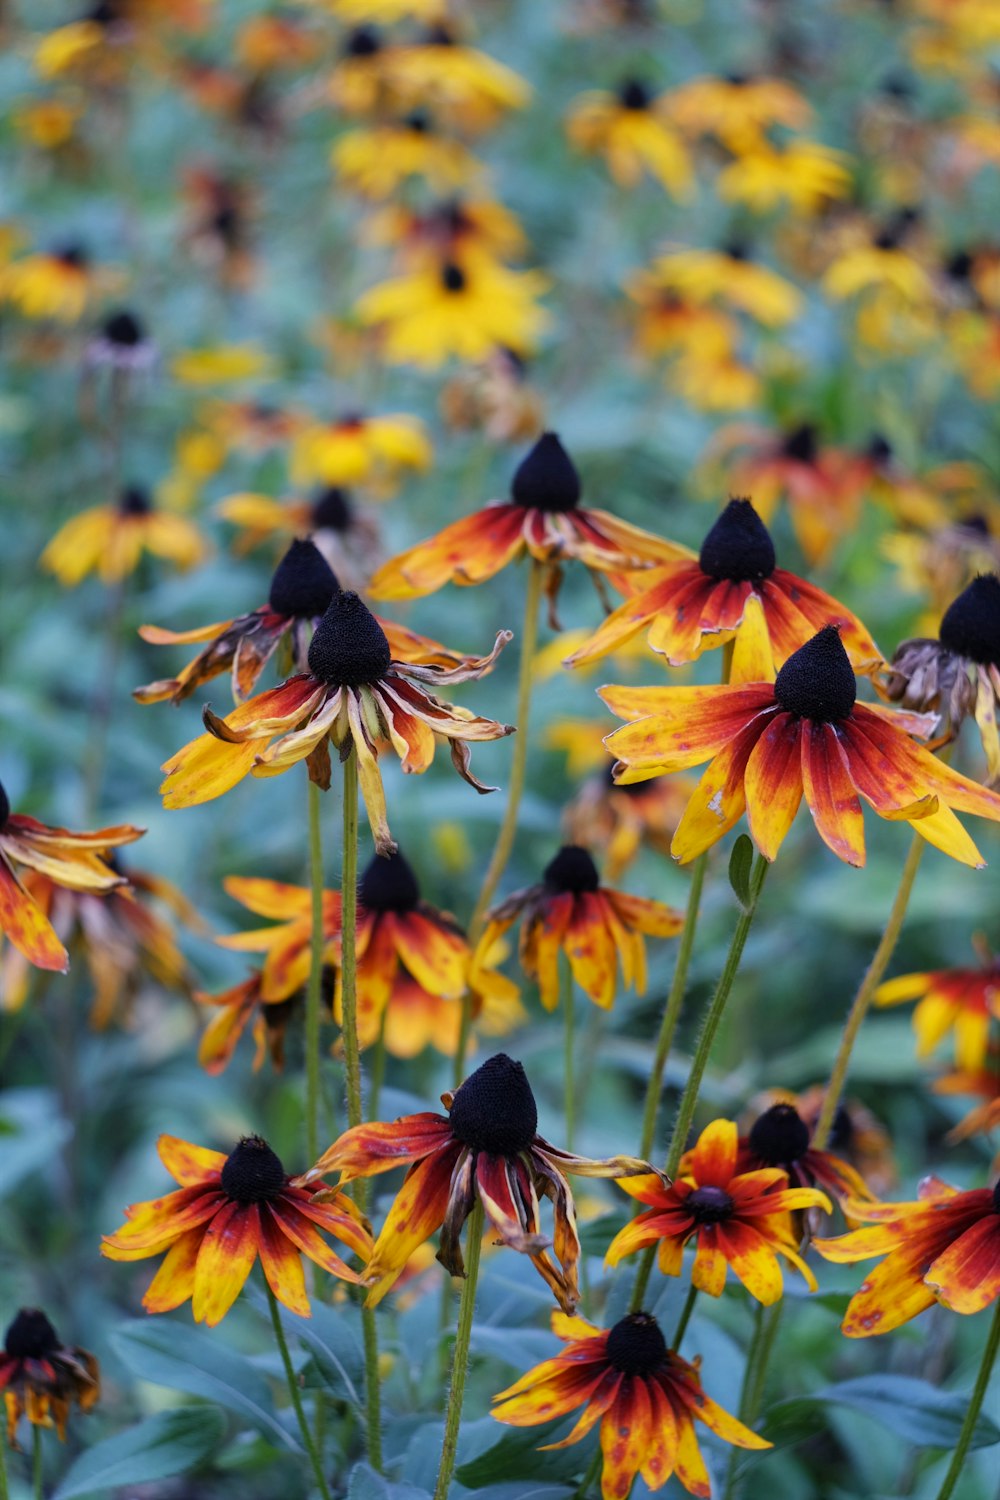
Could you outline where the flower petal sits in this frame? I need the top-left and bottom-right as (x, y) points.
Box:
(0, 854), (69, 972)
(800, 720), (866, 866)
(191, 1201), (261, 1326)
(690, 1119), (738, 1189)
(364, 1145), (461, 1306)
(744, 711), (803, 860)
(600, 1377), (653, 1500)
(924, 1215), (1000, 1314)
(298, 1115), (454, 1184)
(157, 1136), (227, 1187)
(141, 1228), (204, 1314)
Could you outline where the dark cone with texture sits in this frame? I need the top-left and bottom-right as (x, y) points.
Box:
(606, 1312), (667, 1375)
(511, 433), (581, 513)
(699, 498), (776, 583)
(308, 591), (392, 686)
(269, 539), (339, 619)
(449, 1054), (538, 1156)
(358, 848), (420, 912)
(774, 627), (856, 722)
(543, 845), (600, 894)
(220, 1136), (286, 1203)
(939, 575), (1000, 667)
(748, 1104), (810, 1166)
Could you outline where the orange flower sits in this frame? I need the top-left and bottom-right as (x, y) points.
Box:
(159, 591), (514, 854)
(562, 768), (695, 882)
(102, 1134), (371, 1326)
(607, 1120), (829, 1303)
(297, 1053), (649, 1310)
(369, 433), (688, 616)
(933, 1056), (1000, 1144)
(475, 845), (683, 1011)
(733, 1101), (876, 1214)
(815, 1176), (1000, 1335)
(491, 1309), (770, 1500)
(0, 1309), (99, 1447)
(193, 969), (330, 1076)
(744, 1087), (897, 1198)
(875, 942), (1000, 1071)
(603, 625), (1000, 867)
(565, 499), (881, 673)
(215, 876), (341, 1002)
(0, 787), (143, 974)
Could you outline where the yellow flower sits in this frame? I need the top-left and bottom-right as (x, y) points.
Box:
(363, 198), (527, 267)
(665, 72), (811, 152)
(41, 487), (208, 587)
(379, 32), (531, 133)
(566, 81), (693, 198)
(33, 20), (105, 80)
(317, 0), (447, 19)
(332, 117), (480, 199)
(0, 246), (94, 323)
(289, 411), (432, 490)
(719, 141), (853, 215)
(12, 100), (80, 150)
(641, 244), (802, 327)
(170, 344), (275, 385)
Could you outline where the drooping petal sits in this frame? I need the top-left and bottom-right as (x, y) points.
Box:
(839, 1241), (941, 1337)
(368, 504), (528, 597)
(386, 909), (468, 1000)
(714, 1220), (785, 1305)
(924, 1215), (1000, 1315)
(191, 1201), (261, 1326)
(297, 1114), (454, 1184)
(743, 711), (803, 860)
(600, 1377), (653, 1500)
(0, 855), (69, 972)
(364, 1145), (462, 1306)
(157, 1136), (227, 1187)
(141, 1228), (204, 1314)
(476, 1154), (548, 1253)
(267, 1199), (362, 1284)
(256, 1205), (310, 1317)
(800, 720), (866, 866)
(690, 1119), (738, 1189)
(669, 718), (766, 863)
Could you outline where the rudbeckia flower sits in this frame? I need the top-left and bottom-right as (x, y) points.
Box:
(218, 486), (381, 586)
(607, 1120), (830, 1303)
(193, 968), (333, 1076)
(170, 343), (274, 386)
(875, 940), (1000, 1071)
(490, 1308), (770, 1500)
(0, 785), (142, 973)
(562, 766), (695, 882)
(83, 307), (157, 375)
(639, 244), (802, 328)
(0, 243), (95, 322)
(297, 1052), (650, 1309)
(377, 27), (531, 135)
(665, 71), (811, 151)
(822, 212), (934, 309)
(476, 844), (683, 1011)
(566, 80), (693, 198)
(439, 348), (545, 445)
(744, 1087), (897, 1198)
(882, 575), (1000, 784)
(102, 1134), (372, 1326)
(41, 485), (207, 587)
(604, 624), (1000, 867)
(332, 113), (479, 199)
(934, 1057), (1000, 1144)
(323, 0), (448, 20)
(289, 410), (432, 492)
(815, 1176), (1000, 1334)
(718, 141), (852, 215)
(369, 432), (687, 615)
(160, 591), (514, 855)
(0, 1309), (99, 1446)
(733, 1102), (876, 1213)
(565, 499), (880, 673)
(214, 876), (342, 1003)
(364, 197), (527, 267)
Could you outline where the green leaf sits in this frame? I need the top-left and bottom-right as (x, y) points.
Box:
(728, 835), (754, 910)
(52, 1407), (226, 1498)
(456, 1420), (581, 1488)
(245, 1284), (364, 1406)
(765, 1374), (1000, 1452)
(112, 1319), (300, 1452)
(346, 1462), (431, 1499)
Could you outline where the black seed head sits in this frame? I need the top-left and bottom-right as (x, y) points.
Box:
(307, 591), (391, 686)
(405, 110), (431, 133)
(425, 24), (455, 44)
(606, 1312), (667, 1376)
(0, 780), (9, 830)
(311, 487), (354, 532)
(686, 1185), (734, 1224)
(946, 250), (973, 283)
(725, 71), (750, 86)
(358, 848), (420, 913)
(698, 498), (776, 583)
(938, 575), (1000, 667)
(511, 433), (581, 514)
(88, 0), (120, 21)
(880, 71), (914, 101)
(725, 239), (750, 262)
(543, 844), (600, 894)
(867, 433), (893, 464)
(748, 1103), (811, 1166)
(619, 78), (651, 109)
(449, 1053), (538, 1157)
(827, 1105), (854, 1153)
(873, 208), (918, 251)
(961, 515), (991, 538)
(102, 309), (145, 346)
(54, 241), (87, 268)
(774, 626), (857, 722)
(4, 1309), (61, 1361)
(268, 539), (339, 619)
(441, 262), (466, 293)
(220, 1135), (286, 1203)
(119, 485), (152, 516)
(782, 423), (818, 465)
(345, 25), (380, 55)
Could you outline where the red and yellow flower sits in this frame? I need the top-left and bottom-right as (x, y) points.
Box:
(815, 1176), (1000, 1335)
(41, 486), (206, 586)
(566, 80), (692, 198)
(743, 1087), (897, 1199)
(1, 1309), (99, 1446)
(607, 1120), (829, 1303)
(491, 1308), (770, 1500)
(297, 1053), (649, 1310)
(562, 766), (696, 882)
(875, 941), (1000, 1071)
(638, 245), (802, 328)
(193, 969), (331, 1076)
(159, 591), (514, 854)
(733, 1101), (876, 1214)
(215, 876), (341, 1003)
(102, 1134), (371, 1326)
(476, 844), (683, 1011)
(0, 244), (99, 322)
(602, 625), (1000, 867)
(934, 1056), (1000, 1144)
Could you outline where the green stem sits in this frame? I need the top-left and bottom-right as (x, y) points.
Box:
(433, 1200), (485, 1500)
(574, 1450), (602, 1499)
(456, 558), (544, 1083)
(933, 1297), (1000, 1500)
(305, 777), (325, 1167)
(0, 1429), (8, 1500)
(631, 852), (769, 1312)
(724, 1299), (784, 1500)
(265, 1282), (333, 1500)
(83, 576), (127, 820)
(362, 1305), (384, 1473)
(637, 852), (708, 1161)
(32, 1424), (43, 1500)
(340, 748), (362, 1132)
(563, 957), (575, 1153)
(812, 831), (925, 1151)
(671, 1285), (698, 1351)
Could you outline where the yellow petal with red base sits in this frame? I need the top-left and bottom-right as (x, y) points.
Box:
(670, 721), (763, 863)
(257, 1207), (310, 1316)
(800, 720), (866, 866)
(565, 891), (619, 1009)
(839, 1240), (940, 1337)
(690, 1119), (738, 1188)
(364, 1146), (460, 1306)
(191, 1200), (261, 1326)
(139, 619), (232, 646)
(142, 1228), (204, 1313)
(369, 505), (527, 598)
(601, 685), (774, 768)
(714, 1221), (785, 1304)
(387, 910), (468, 999)
(672, 1407), (711, 1498)
(300, 1115), (454, 1184)
(102, 1187), (225, 1257)
(600, 1378), (653, 1500)
(744, 711), (803, 860)
(641, 1377), (681, 1490)
(267, 1199), (361, 1285)
(691, 1233), (729, 1296)
(0, 856), (69, 972)
(925, 1216), (1000, 1314)
(161, 734), (261, 808)
(158, 1135), (227, 1186)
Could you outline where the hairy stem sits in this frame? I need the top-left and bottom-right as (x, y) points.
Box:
(933, 1297), (1000, 1500)
(305, 777), (325, 1167)
(433, 1200), (485, 1500)
(266, 1282), (332, 1500)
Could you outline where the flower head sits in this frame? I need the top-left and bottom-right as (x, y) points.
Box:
(297, 1052), (650, 1310)
(665, 71), (811, 151)
(193, 968), (333, 1076)
(603, 624), (1000, 867)
(0, 243), (96, 322)
(566, 81), (693, 198)
(333, 114), (480, 200)
(85, 307), (157, 372)
(41, 485), (207, 587)
(875, 941), (1000, 1071)
(745, 1087), (897, 1198)
(0, 1309), (99, 1446)
(735, 1101), (875, 1213)
(561, 763), (695, 881)
(640, 244), (802, 328)
(491, 1308), (770, 1499)
(289, 410), (432, 492)
(102, 1134), (371, 1325)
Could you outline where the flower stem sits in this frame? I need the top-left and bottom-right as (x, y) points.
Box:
(340, 747), (362, 1132)
(637, 851), (707, 1161)
(671, 1284), (698, 1350)
(265, 1282), (333, 1500)
(455, 558), (544, 1082)
(812, 830), (925, 1151)
(563, 957), (575, 1152)
(305, 777), (326, 1167)
(933, 1297), (1000, 1500)
(0, 1431), (8, 1500)
(433, 1199), (485, 1500)
(32, 1425), (43, 1500)
(361, 1305), (384, 1474)
(574, 1450), (602, 1498)
(631, 851), (769, 1311)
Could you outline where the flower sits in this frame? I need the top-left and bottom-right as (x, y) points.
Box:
(0, 244), (95, 322)
(41, 485), (207, 587)
(566, 80), (692, 198)
(369, 433), (688, 615)
(744, 1087), (897, 1198)
(84, 307), (157, 374)
(665, 71), (811, 151)
(734, 1102), (876, 1214)
(373, 29), (531, 135)
(562, 766), (695, 881)
(296, 1052), (650, 1309)
(289, 410), (432, 492)
(170, 343), (274, 385)
(439, 349), (544, 444)
(332, 113), (480, 199)
(475, 844), (683, 1011)
(639, 244), (802, 327)
(882, 575), (1000, 784)
(875, 941), (1000, 1071)
(214, 876), (341, 1002)
(0, 785), (143, 974)
(933, 1056), (1000, 1144)
(193, 968), (332, 1076)
(160, 591), (514, 854)
(823, 215), (935, 306)
(490, 1308), (770, 1500)
(102, 1134), (371, 1325)
(565, 499), (880, 673)
(0, 1309), (99, 1446)
(607, 1119), (830, 1303)
(602, 625), (1000, 867)
(814, 1176), (1000, 1335)
(718, 141), (852, 215)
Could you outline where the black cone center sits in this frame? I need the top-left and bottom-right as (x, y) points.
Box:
(687, 1185), (734, 1224)
(358, 848), (420, 913)
(782, 424), (818, 464)
(606, 1312), (667, 1376)
(220, 1136), (286, 1203)
(511, 433), (581, 513)
(0, 780), (9, 831)
(827, 1105), (854, 1153)
(449, 1054), (538, 1157)
(619, 79), (651, 109)
(311, 487), (353, 533)
(543, 845), (600, 894)
(119, 485), (152, 515)
(939, 575), (1000, 667)
(748, 1104), (810, 1166)
(269, 539), (339, 619)
(774, 626), (856, 722)
(307, 591), (391, 686)
(345, 25), (380, 55)
(103, 309), (144, 346)
(4, 1309), (61, 1360)
(442, 263), (466, 292)
(698, 498), (776, 583)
